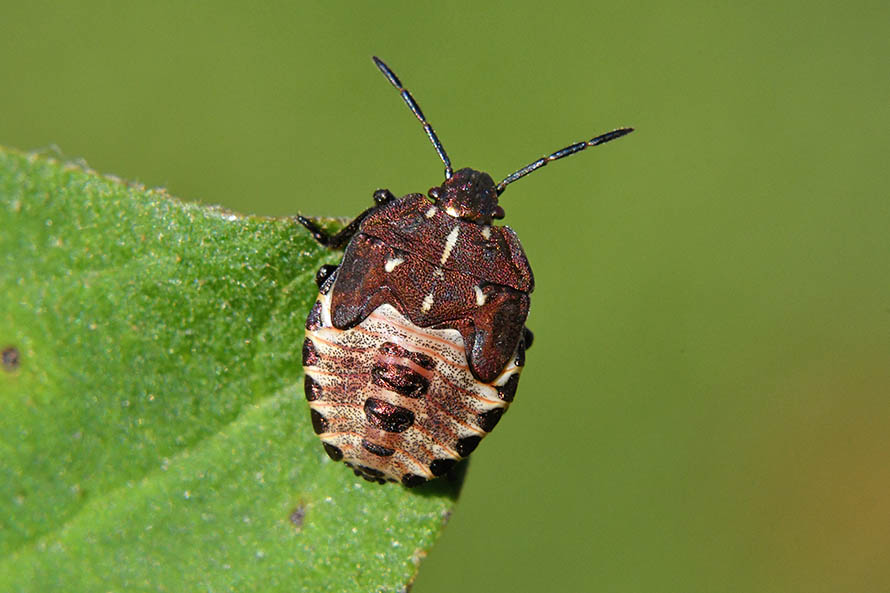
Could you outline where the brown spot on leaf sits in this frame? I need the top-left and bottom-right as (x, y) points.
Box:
(2, 346), (20, 372)
(289, 503), (306, 530)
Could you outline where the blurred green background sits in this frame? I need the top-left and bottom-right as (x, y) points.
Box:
(2, 1), (888, 591)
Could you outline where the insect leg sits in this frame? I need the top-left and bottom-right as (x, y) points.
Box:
(373, 188), (396, 205)
(314, 264), (338, 288)
(298, 188), (396, 249)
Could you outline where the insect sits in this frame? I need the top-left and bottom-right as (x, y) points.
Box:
(299, 57), (632, 486)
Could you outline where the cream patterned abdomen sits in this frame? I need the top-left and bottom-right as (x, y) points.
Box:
(303, 290), (524, 486)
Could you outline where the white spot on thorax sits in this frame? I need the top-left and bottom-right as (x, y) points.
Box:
(425, 206), (437, 218)
(421, 293), (434, 313)
(445, 207), (459, 218)
(384, 257), (404, 272)
(473, 285), (487, 306)
(440, 226), (460, 265)
(433, 267), (444, 278)
(481, 226), (491, 240)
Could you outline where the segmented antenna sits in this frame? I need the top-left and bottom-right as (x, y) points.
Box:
(373, 56), (454, 180)
(496, 127), (634, 195)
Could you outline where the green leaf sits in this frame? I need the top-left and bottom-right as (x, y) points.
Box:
(0, 148), (463, 592)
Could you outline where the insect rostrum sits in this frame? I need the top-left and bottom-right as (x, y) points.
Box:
(300, 57), (633, 486)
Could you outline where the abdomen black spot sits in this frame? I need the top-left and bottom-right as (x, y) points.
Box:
(302, 337), (319, 366)
(496, 374), (519, 402)
(362, 439), (396, 457)
(310, 409), (329, 434)
(379, 341), (435, 370)
(456, 435), (481, 457)
(371, 364), (430, 398)
(304, 374), (323, 401)
(364, 397), (415, 433)
(477, 407), (504, 432)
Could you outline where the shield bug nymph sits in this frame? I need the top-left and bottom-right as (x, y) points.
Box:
(299, 56), (632, 486)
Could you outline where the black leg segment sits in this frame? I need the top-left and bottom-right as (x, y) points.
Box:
(298, 188), (397, 250)
(373, 188), (397, 206)
(315, 264), (338, 288)
(297, 213), (368, 249)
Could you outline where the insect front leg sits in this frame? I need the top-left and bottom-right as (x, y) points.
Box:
(314, 264), (338, 289)
(297, 189), (397, 249)
(373, 188), (396, 205)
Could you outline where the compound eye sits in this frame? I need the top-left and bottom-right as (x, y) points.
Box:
(428, 187), (440, 200)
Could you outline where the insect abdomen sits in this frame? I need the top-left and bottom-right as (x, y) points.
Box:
(303, 290), (524, 485)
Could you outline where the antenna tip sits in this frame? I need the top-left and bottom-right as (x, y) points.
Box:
(591, 127), (635, 146)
